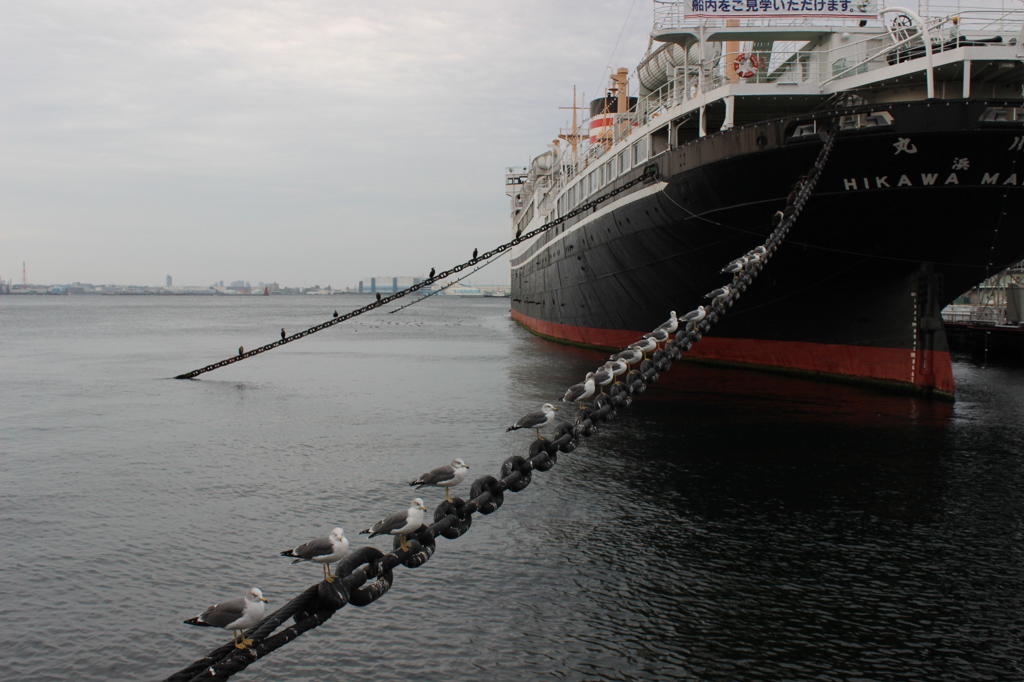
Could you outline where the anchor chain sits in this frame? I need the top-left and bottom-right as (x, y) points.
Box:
(163, 133), (835, 681)
(174, 169), (660, 380)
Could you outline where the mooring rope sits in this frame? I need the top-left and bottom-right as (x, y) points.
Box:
(173, 169), (660, 380)
(163, 130), (836, 681)
(387, 253), (502, 314)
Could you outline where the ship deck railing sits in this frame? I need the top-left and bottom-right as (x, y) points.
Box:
(513, 2), (1023, 235)
(652, 1), (1024, 37)
(942, 305), (1006, 325)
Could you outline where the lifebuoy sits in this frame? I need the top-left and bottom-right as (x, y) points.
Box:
(733, 53), (758, 79)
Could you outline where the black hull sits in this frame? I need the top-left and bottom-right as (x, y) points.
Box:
(511, 100), (1024, 395)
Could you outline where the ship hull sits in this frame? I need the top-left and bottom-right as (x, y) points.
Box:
(510, 100), (1024, 397)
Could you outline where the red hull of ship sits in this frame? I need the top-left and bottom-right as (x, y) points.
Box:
(511, 309), (954, 397)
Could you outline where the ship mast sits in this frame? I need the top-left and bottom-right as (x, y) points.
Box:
(558, 85), (587, 162)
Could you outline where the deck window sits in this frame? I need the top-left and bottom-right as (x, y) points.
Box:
(632, 138), (647, 165)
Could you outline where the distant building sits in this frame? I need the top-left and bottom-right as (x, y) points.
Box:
(166, 275), (172, 287)
(358, 276), (424, 294)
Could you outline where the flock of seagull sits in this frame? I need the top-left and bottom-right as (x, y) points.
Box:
(187, 239), (769, 652)
(505, 305), (713, 440)
(184, 458), (470, 650)
(185, 283), (753, 650)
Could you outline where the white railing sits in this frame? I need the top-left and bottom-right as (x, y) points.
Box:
(515, 2), (1023, 227)
(941, 305), (1004, 324)
(653, 1), (1024, 34)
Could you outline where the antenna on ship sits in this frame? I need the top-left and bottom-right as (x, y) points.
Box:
(558, 86), (587, 162)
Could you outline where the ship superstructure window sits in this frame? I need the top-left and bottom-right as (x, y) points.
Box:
(618, 149), (629, 174)
(632, 138), (647, 165)
(651, 126), (669, 156)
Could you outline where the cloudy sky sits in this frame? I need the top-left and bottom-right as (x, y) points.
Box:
(2, 0), (654, 288)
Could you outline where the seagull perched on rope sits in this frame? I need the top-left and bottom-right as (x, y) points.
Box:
(648, 327), (669, 349)
(562, 372), (597, 409)
(279, 527), (349, 583)
(634, 334), (657, 359)
(593, 362), (615, 394)
(360, 498), (427, 552)
(410, 458), (470, 503)
(608, 358), (628, 383)
(507, 403), (558, 439)
(656, 311), (679, 335)
(611, 346), (643, 366)
(280, 328), (286, 340)
(184, 587), (268, 650)
(705, 285), (733, 304)
(680, 306), (707, 331)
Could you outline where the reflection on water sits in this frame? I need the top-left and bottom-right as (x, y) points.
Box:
(1, 295), (1023, 681)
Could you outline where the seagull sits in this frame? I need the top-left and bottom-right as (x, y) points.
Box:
(722, 261), (744, 275)
(771, 210), (784, 228)
(184, 587), (268, 650)
(680, 306), (707, 330)
(608, 358), (628, 383)
(410, 458), (470, 503)
(656, 311), (679, 334)
(593, 362), (615, 394)
(238, 346), (244, 357)
(562, 372), (596, 409)
(705, 285), (732, 303)
(360, 498), (428, 552)
(648, 328), (669, 348)
(611, 347), (643, 366)
(333, 310), (338, 318)
(376, 293), (382, 302)
(507, 403), (558, 439)
(280, 328), (286, 340)
(279, 527), (349, 583)
(634, 335), (657, 359)
(473, 248), (478, 259)
(429, 268), (435, 278)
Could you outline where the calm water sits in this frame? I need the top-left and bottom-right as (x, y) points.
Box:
(2, 294), (1024, 681)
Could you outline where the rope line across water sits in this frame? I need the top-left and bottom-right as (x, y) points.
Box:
(164, 131), (835, 680)
(173, 169), (660, 380)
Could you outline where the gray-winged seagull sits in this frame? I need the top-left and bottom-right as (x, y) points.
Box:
(279, 527), (349, 583)
(184, 587), (268, 650)
(507, 403), (558, 439)
(360, 498), (427, 552)
(410, 458), (470, 502)
(562, 372), (596, 409)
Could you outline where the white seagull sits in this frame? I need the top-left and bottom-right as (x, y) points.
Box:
(680, 306), (707, 330)
(608, 358), (628, 383)
(184, 587), (268, 650)
(562, 372), (597, 409)
(507, 403), (558, 439)
(634, 335), (657, 359)
(410, 458), (470, 503)
(593, 362), (615, 394)
(610, 347), (643, 366)
(360, 498), (428, 552)
(279, 527), (349, 583)
(657, 310), (679, 334)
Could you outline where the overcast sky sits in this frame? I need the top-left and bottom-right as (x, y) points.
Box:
(2, 0), (654, 288)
